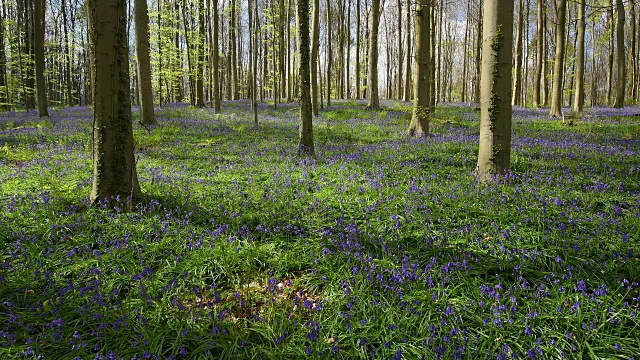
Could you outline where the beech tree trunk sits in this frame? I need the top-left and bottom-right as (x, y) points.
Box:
(366, 0), (380, 109)
(326, 0), (332, 106)
(195, 0), (205, 107)
(631, 0), (637, 103)
(476, 0), (514, 181)
(87, 0), (141, 205)
(512, 0), (524, 106)
(614, 0), (625, 108)
(397, 0), (403, 100)
(355, 0), (361, 99)
(212, 0), (221, 112)
(311, 0), (320, 115)
(403, 0), (412, 102)
(549, 0), (566, 118)
(34, 0), (48, 117)
(532, 0), (543, 107)
(607, 0), (614, 105)
(573, 0), (585, 113)
(0, 4), (9, 111)
(408, 0), (431, 136)
(135, 0), (156, 124)
(297, 0), (314, 155)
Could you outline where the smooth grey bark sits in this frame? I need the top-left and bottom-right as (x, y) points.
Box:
(311, 0), (320, 115)
(573, 0), (585, 113)
(134, 0), (156, 124)
(0, 3), (9, 111)
(212, 0), (221, 112)
(403, 0), (412, 102)
(476, 0), (514, 181)
(34, 0), (48, 117)
(533, 0), (543, 107)
(87, 0), (141, 205)
(326, 0), (332, 106)
(366, 0), (380, 109)
(397, 0), (403, 100)
(297, 0), (314, 156)
(631, 0), (637, 103)
(512, 0), (524, 106)
(355, 0), (361, 99)
(614, 0), (625, 108)
(195, 0), (205, 107)
(408, 0), (431, 136)
(549, 0), (566, 118)
(607, 0), (614, 105)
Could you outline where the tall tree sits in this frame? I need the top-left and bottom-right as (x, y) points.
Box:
(195, 0), (205, 107)
(366, 0), (380, 109)
(549, 0), (566, 118)
(613, 0), (625, 108)
(212, 0), (221, 112)
(573, 0), (585, 113)
(34, 0), (48, 117)
(512, 0), (524, 106)
(355, 0), (361, 99)
(134, 0), (156, 125)
(606, 0), (614, 105)
(311, 0), (320, 115)
(0, 3), (8, 111)
(476, 0), (514, 181)
(297, 0), (314, 155)
(408, 0), (431, 136)
(397, 0), (403, 100)
(326, 0), (332, 106)
(87, 0), (141, 204)
(631, 0), (637, 103)
(404, 0), (413, 101)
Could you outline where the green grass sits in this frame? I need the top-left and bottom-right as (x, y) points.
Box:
(0, 100), (639, 359)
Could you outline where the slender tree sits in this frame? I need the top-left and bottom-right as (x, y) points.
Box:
(0, 3), (8, 111)
(34, 0), (48, 117)
(408, 0), (431, 136)
(397, 0), (403, 100)
(512, 0), (524, 106)
(613, 0), (625, 108)
(366, 0), (381, 109)
(549, 0), (566, 118)
(134, 0), (156, 124)
(297, 0), (314, 155)
(87, 0), (141, 204)
(404, 0), (412, 101)
(532, 0), (543, 108)
(355, 0), (361, 99)
(212, 0), (221, 112)
(476, 0), (514, 181)
(573, 0), (585, 113)
(630, 0), (637, 103)
(311, 0), (320, 115)
(606, 0), (614, 105)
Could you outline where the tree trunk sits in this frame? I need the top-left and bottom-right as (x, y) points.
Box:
(408, 0), (431, 136)
(0, 3), (9, 111)
(607, 0), (614, 105)
(512, 0), (524, 106)
(473, 0), (482, 104)
(614, 0), (625, 108)
(34, 0), (48, 117)
(404, 0), (412, 101)
(311, 0), (320, 115)
(549, 0), (566, 118)
(212, 0), (221, 112)
(195, 0), (205, 107)
(231, 0), (239, 100)
(397, 0), (403, 100)
(326, 0), (332, 106)
(533, 0), (543, 107)
(87, 0), (142, 205)
(297, 0), (314, 156)
(366, 0), (380, 109)
(573, 0), (585, 113)
(630, 0), (637, 103)
(134, 0), (156, 124)
(476, 0), (514, 181)
(355, 0), (361, 99)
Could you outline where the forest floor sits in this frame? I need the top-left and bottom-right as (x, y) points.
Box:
(1, 100), (639, 359)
